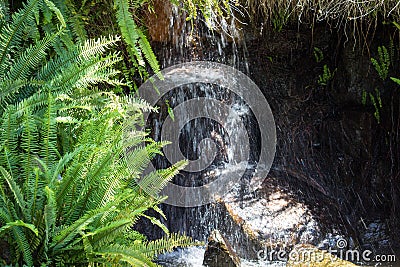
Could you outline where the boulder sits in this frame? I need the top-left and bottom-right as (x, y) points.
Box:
(203, 229), (241, 267)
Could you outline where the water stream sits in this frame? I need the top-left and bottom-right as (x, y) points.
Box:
(138, 4), (397, 266)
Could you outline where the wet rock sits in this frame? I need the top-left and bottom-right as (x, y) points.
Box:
(287, 244), (357, 267)
(359, 220), (392, 252)
(216, 176), (350, 259)
(203, 229), (241, 267)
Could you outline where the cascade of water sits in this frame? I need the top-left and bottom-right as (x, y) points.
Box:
(141, 3), (262, 245)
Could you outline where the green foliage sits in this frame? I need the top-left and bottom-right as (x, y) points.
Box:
(362, 90), (367, 105)
(365, 45), (397, 123)
(114, 0), (161, 80)
(318, 65), (336, 86)
(362, 88), (383, 124)
(0, 0), (198, 265)
(371, 45), (390, 81)
(391, 77), (400, 85)
(370, 88), (382, 123)
(312, 47), (335, 86)
(172, 0), (235, 27)
(393, 21), (400, 31)
(313, 47), (324, 63)
(165, 100), (175, 121)
(272, 9), (289, 32)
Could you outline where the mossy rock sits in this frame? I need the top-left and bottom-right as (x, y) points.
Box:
(287, 244), (358, 267)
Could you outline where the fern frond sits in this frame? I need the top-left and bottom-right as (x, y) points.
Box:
(137, 160), (188, 197)
(94, 244), (157, 267)
(137, 29), (161, 78)
(0, 109), (20, 175)
(6, 30), (62, 82)
(0, 166), (27, 218)
(9, 222), (34, 266)
(20, 105), (40, 184)
(114, 0), (145, 66)
(391, 77), (400, 85)
(135, 233), (198, 259)
(0, 0), (41, 76)
(44, 186), (56, 249)
(49, 146), (82, 187)
(0, 0), (9, 29)
(0, 79), (30, 108)
(44, 0), (67, 28)
(55, 146), (86, 215)
(54, 53), (122, 92)
(37, 35), (120, 82)
(142, 214), (169, 234)
(0, 220), (38, 237)
(51, 205), (117, 251)
(40, 92), (59, 168)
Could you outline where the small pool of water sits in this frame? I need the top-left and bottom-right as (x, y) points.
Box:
(157, 247), (286, 267)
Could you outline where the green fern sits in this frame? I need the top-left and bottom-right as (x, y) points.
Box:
(0, 1), (197, 266)
(318, 64), (336, 86)
(114, 0), (161, 78)
(391, 77), (400, 85)
(371, 45), (390, 81)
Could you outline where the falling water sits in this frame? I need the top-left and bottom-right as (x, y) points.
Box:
(137, 6), (271, 265)
(137, 2), (397, 266)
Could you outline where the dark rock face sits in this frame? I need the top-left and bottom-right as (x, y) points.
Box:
(203, 230), (241, 267)
(138, 14), (400, 262)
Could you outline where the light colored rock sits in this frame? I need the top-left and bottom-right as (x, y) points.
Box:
(287, 244), (358, 267)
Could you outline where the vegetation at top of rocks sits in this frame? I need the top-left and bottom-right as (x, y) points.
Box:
(0, 0), (197, 265)
(172, 0), (236, 26)
(243, 0), (400, 29)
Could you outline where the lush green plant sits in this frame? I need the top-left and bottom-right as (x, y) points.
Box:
(363, 45), (392, 123)
(272, 9), (289, 32)
(313, 47), (335, 86)
(371, 45), (390, 81)
(0, 93), (193, 266)
(0, 0), (197, 266)
(313, 47), (324, 63)
(362, 88), (383, 123)
(171, 0), (235, 27)
(114, 0), (161, 81)
(391, 77), (400, 85)
(318, 64), (335, 86)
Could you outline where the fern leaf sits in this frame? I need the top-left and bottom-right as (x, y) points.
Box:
(0, 220), (38, 236)
(114, 0), (145, 66)
(130, 233), (198, 259)
(137, 160), (188, 197)
(142, 214), (169, 234)
(94, 244), (157, 267)
(51, 205), (116, 251)
(391, 77), (400, 85)
(0, 79), (29, 107)
(0, 166), (27, 217)
(137, 29), (161, 77)
(0, 0), (41, 76)
(44, 186), (56, 249)
(6, 30), (62, 82)
(38, 35), (120, 83)
(9, 223), (34, 266)
(20, 106), (40, 184)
